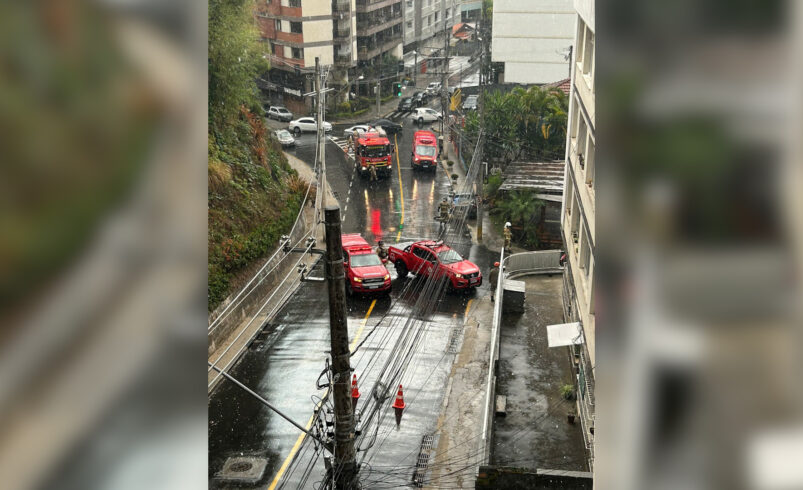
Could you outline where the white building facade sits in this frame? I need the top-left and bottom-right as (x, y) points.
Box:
(560, 0), (595, 470)
(491, 0), (575, 84)
(402, 0), (460, 50)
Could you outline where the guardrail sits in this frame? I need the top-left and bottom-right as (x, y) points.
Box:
(480, 249), (565, 465)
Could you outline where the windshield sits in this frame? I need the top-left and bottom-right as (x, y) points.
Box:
(415, 145), (436, 157)
(351, 254), (383, 267)
(437, 249), (463, 264)
(364, 145), (389, 158)
(276, 130), (291, 138)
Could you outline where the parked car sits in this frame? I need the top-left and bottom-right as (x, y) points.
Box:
(411, 107), (442, 125)
(398, 97), (414, 112)
(462, 95), (478, 111)
(371, 118), (403, 135)
(344, 125), (374, 138)
(267, 106), (293, 122)
(425, 82), (442, 95)
(274, 129), (296, 147)
(451, 191), (478, 219)
(288, 117), (332, 135)
(342, 234), (391, 295)
(387, 240), (482, 291)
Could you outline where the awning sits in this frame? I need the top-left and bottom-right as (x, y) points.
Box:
(547, 322), (584, 348)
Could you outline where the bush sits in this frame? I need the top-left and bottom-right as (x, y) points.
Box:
(484, 173), (503, 201)
(561, 384), (575, 400)
(446, 160), (454, 167)
(451, 173), (458, 180)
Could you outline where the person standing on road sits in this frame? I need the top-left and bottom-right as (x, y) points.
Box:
(369, 164), (378, 182)
(439, 197), (451, 222)
(489, 261), (500, 302)
(376, 240), (388, 261)
(503, 222), (512, 250)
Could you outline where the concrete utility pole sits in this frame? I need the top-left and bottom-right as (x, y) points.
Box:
(476, 7), (486, 242)
(315, 57), (327, 211)
(323, 206), (358, 489)
(441, 23), (450, 136)
(375, 81), (380, 117)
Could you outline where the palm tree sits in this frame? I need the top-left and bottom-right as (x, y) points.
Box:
(490, 190), (545, 248)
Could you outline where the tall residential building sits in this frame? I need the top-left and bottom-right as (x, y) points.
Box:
(402, 0), (460, 51)
(356, 0), (404, 64)
(560, 0), (595, 470)
(491, 0), (575, 84)
(255, 0), (357, 111)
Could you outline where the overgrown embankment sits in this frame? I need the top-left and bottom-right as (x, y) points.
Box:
(208, 0), (308, 311)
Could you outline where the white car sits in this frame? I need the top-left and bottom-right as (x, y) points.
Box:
(412, 107), (442, 125)
(343, 125), (374, 138)
(288, 117), (333, 135)
(426, 82), (442, 95)
(274, 129), (296, 147)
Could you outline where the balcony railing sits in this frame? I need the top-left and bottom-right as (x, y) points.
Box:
(334, 0), (351, 12)
(355, 0), (399, 13)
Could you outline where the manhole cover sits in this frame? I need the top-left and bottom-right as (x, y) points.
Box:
(229, 461), (253, 472)
(217, 456), (267, 483)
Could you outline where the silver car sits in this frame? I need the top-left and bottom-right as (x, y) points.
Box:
(274, 129), (296, 147)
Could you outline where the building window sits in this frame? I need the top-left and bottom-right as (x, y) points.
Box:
(275, 19), (282, 32)
(407, 0), (413, 7)
(289, 0), (301, 6)
(407, 21), (413, 29)
(428, 15), (432, 26)
(445, 8), (450, 18)
(434, 11), (439, 22)
(290, 21), (302, 34)
(292, 47), (304, 59)
(271, 43), (279, 56)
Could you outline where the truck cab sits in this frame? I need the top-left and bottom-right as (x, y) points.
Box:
(355, 132), (393, 178)
(342, 234), (391, 295)
(388, 240), (482, 291)
(411, 130), (438, 171)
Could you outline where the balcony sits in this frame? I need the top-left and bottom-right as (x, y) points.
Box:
(357, 36), (401, 60)
(333, 0), (351, 12)
(358, 13), (402, 36)
(334, 27), (351, 40)
(355, 0), (399, 13)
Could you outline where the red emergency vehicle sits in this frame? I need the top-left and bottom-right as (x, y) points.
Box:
(355, 131), (393, 179)
(411, 130), (438, 171)
(342, 234), (391, 295)
(387, 240), (482, 291)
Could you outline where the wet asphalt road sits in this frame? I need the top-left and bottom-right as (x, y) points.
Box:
(209, 101), (498, 488)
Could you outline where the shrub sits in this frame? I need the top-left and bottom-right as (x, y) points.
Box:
(561, 384), (575, 400)
(451, 173), (458, 180)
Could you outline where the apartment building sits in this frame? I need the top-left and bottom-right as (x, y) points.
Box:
(560, 0), (595, 470)
(402, 0), (459, 51)
(255, 0), (357, 111)
(356, 0), (404, 64)
(491, 0), (575, 84)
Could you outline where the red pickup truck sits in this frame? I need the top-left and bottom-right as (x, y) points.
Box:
(387, 240), (482, 290)
(342, 234), (391, 295)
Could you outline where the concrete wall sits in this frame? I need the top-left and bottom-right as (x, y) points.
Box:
(491, 0), (575, 84)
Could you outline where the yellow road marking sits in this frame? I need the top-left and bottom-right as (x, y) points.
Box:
(395, 133), (404, 241)
(350, 299), (377, 351)
(464, 299), (473, 321)
(268, 300), (377, 489)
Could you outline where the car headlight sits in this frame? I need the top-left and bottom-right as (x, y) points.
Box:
(384, 274), (390, 280)
(353, 277), (362, 283)
(454, 273), (462, 278)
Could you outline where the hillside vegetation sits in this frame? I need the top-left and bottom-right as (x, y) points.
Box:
(208, 0), (306, 311)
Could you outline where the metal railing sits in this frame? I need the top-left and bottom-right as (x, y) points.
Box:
(504, 250), (565, 277)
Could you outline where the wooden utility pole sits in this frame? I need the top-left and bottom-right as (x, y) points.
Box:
(323, 206), (358, 489)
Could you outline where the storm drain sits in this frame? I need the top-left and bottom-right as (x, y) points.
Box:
(447, 328), (462, 354)
(412, 434), (436, 487)
(216, 456), (267, 484)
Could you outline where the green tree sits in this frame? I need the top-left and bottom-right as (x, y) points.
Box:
(208, 0), (269, 130)
(490, 190), (545, 248)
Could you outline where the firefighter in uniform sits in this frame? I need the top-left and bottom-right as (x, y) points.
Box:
(369, 163), (378, 182)
(489, 261), (500, 301)
(376, 241), (388, 261)
(438, 197), (451, 222)
(503, 222), (512, 250)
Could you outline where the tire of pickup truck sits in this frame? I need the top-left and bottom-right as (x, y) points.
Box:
(394, 261), (408, 278)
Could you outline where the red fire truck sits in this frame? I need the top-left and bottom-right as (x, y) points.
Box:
(355, 131), (394, 179)
(411, 130), (438, 171)
(342, 234), (392, 295)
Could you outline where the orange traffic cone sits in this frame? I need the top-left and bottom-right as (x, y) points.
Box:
(351, 374), (361, 410)
(392, 384), (405, 425)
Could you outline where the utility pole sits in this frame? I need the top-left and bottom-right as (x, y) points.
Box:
(476, 7), (486, 242)
(315, 57), (327, 211)
(440, 23), (450, 138)
(323, 206), (358, 489)
(375, 80), (380, 117)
